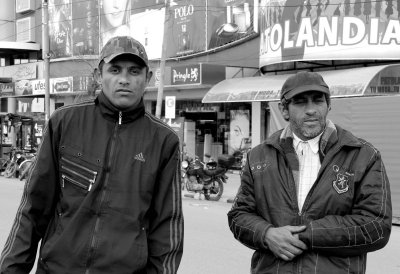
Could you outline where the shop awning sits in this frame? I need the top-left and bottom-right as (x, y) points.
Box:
(202, 65), (400, 103)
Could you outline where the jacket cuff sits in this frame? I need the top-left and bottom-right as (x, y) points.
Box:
(260, 224), (273, 250)
(298, 225), (312, 248)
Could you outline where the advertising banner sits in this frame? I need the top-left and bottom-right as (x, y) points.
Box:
(99, 0), (131, 47)
(207, 0), (258, 50)
(165, 0), (207, 57)
(229, 109), (250, 154)
(49, 0), (72, 58)
(260, 0), (400, 67)
(71, 0), (99, 56)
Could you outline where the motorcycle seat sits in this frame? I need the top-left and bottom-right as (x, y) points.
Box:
(203, 167), (226, 176)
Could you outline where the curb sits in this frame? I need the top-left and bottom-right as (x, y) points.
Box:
(183, 192), (235, 203)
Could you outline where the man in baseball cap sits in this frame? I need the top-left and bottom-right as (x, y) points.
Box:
(0, 35), (184, 274)
(228, 69), (391, 274)
(96, 36), (152, 110)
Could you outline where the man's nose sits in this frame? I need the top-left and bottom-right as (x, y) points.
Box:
(305, 102), (317, 114)
(118, 71), (130, 85)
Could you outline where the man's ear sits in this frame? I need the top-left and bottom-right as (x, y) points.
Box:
(94, 67), (102, 85)
(278, 102), (289, 120)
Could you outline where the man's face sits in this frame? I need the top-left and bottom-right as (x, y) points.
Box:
(280, 91), (330, 140)
(98, 56), (152, 110)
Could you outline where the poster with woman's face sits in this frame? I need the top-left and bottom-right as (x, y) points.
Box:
(100, 0), (131, 47)
(229, 109), (250, 154)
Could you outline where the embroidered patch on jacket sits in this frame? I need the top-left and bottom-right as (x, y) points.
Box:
(332, 172), (349, 194)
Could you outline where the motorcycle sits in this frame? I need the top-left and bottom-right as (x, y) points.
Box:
(181, 154), (235, 201)
(2, 148), (28, 178)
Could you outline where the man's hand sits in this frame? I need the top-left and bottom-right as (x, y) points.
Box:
(264, 225), (308, 261)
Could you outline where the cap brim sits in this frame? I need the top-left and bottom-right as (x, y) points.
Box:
(283, 84), (330, 100)
(102, 53), (148, 67)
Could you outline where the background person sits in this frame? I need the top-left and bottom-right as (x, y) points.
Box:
(228, 71), (392, 273)
(0, 36), (183, 273)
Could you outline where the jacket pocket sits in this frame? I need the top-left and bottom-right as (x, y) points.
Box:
(60, 156), (98, 193)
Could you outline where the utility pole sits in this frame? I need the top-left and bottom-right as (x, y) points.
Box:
(42, 0), (50, 121)
(155, 2), (170, 119)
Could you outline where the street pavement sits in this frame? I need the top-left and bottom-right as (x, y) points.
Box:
(0, 174), (399, 273)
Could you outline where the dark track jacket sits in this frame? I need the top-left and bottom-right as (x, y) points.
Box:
(228, 121), (392, 274)
(0, 92), (184, 274)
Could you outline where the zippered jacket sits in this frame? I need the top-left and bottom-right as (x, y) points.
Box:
(228, 121), (392, 274)
(0, 92), (184, 274)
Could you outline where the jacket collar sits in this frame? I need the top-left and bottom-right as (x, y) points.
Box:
(95, 91), (145, 124)
(267, 120), (362, 156)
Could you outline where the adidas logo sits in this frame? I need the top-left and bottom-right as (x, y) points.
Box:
(134, 153), (145, 162)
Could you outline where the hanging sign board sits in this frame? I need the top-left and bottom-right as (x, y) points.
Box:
(165, 96), (176, 119)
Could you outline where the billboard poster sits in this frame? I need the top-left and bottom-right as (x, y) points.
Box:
(71, 0), (99, 56)
(260, 0), (400, 67)
(99, 0), (131, 47)
(49, 0), (72, 58)
(130, 1), (165, 60)
(207, 0), (258, 50)
(165, 0), (207, 57)
(229, 109), (250, 154)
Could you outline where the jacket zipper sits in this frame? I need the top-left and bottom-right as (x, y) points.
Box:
(85, 117), (120, 273)
(61, 157), (98, 178)
(61, 174), (89, 191)
(61, 165), (96, 191)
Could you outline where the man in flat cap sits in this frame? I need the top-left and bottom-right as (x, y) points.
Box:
(228, 71), (392, 274)
(0, 36), (183, 274)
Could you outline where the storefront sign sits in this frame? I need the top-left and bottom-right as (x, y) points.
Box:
(171, 64), (201, 85)
(31, 79), (46, 95)
(367, 66), (400, 95)
(52, 77), (73, 93)
(260, 0), (400, 67)
(0, 83), (15, 96)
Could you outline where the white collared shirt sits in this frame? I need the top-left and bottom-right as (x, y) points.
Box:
(293, 132), (322, 211)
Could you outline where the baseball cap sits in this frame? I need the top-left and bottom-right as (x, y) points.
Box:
(280, 71), (330, 100)
(99, 36), (148, 67)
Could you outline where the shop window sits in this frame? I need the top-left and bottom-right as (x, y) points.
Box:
(55, 103), (64, 110)
(0, 99), (7, 112)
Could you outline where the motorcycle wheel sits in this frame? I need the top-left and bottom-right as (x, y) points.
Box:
(204, 178), (224, 201)
(4, 162), (17, 178)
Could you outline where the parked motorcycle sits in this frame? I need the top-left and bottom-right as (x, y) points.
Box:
(181, 154), (235, 201)
(2, 148), (27, 178)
